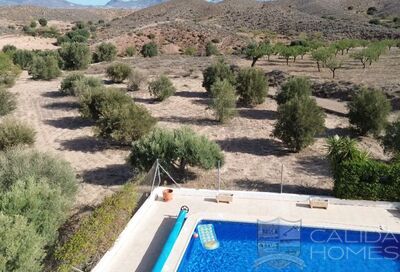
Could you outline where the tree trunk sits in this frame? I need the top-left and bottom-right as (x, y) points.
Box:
(317, 62), (320, 72)
(251, 58), (258, 67)
(286, 58), (289, 65)
(332, 69), (336, 79)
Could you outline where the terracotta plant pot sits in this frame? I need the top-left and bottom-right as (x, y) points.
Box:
(163, 188), (174, 202)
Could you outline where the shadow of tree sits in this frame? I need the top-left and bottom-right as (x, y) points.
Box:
(158, 116), (218, 126)
(134, 97), (154, 104)
(216, 137), (290, 156)
(59, 136), (112, 152)
(324, 127), (354, 137)
(234, 179), (333, 195)
(295, 155), (332, 178)
(45, 116), (93, 130)
(175, 90), (207, 98)
(43, 101), (80, 110)
(41, 90), (65, 98)
(238, 109), (276, 120)
(80, 163), (133, 186)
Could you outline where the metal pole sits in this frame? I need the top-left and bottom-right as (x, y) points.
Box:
(280, 163), (284, 194)
(157, 159), (162, 187)
(150, 160), (158, 193)
(218, 161), (221, 191)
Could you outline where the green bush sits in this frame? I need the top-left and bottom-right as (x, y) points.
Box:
(202, 58), (236, 94)
(55, 182), (137, 272)
(93, 42), (117, 62)
(59, 42), (91, 70)
(205, 42), (219, 56)
(0, 88), (16, 116)
(38, 18), (47, 27)
(148, 75), (176, 101)
(209, 79), (237, 122)
(276, 76), (311, 105)
(184, 46), (197, 56)
(236, 67), (268, 106)
(30, 21), (37, 28)
(2, 44), (16, 54)
(273, 96), (325, 152)
(382, 119), (400, 155)
(125, 46), (136, 57)
(79, 87), (131, 120)
(12, 49), (34, 70)
(347, 88), (391, 136)
(106, 63), (132, 83)
(127, 70), (146, 91)
(129, 127), (224, 174)
(0, 52), (21, 87)
(60, 73), (102, 96)
(28, 55), (61, 80)
(141, 42), (158, 57)
(95, 102), (156, 144)
(327, 137), (400, 201)
(0, 213), (45, 272)
(0, 119), (36, 150)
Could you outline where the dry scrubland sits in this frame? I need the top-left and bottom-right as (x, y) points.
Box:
(4, 48), (398, 209)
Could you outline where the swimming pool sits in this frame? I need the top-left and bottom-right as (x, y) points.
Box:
(177, 220), (400, 272)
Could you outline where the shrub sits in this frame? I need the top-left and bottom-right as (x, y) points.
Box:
(202, 58), (236, 94)
(273, 96), (325, 152)
(79, 87), (132, 120)
(129, 127), (224, 174)
(2, 44), (16, 54)
(59, 42), (91, 70)
(95, 102), (156, 144)
(205, 42), (219, 56)
(30, 21), (37, 28)
(276, 76), (311, 105)
(127, 70), (146, 91)
(55, 183), (137, 272)
(236, 67), (268, 106)
(125, 46), (136, 57)
(106, 63), (132, 83)
(28, 55), (61, 80)
(93, 42), (117, 62)
(12, 49), (34, 69)
(0, 88), (16, 116)
(209, 79), (237, 122)
(184, 46), (197, 56)
(148, 75), (176, 101)
(38, 18), (47, 27)
(0, 52), (21, 87)
(347, 88), (391, 136)
(0, 119), (35, 150)
(369, 18), (380, 25)
(382, 119), (400, 155)
(60, 73), (102, 96)
(0, 213), (44, 272)
(367, 6), (378, 15)
(141, 42), (158, 57)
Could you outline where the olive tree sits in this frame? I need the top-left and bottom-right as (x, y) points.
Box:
(273, 96), (325, 152)
(276, 76), (311, 105)
(202, 58), (236, 94)
(236, 67), (268, 106)
(209, 79), (237, 122)
(347, 88), (391, 136)
(59, 42), (91, 70)
(382, 119), (400, 155)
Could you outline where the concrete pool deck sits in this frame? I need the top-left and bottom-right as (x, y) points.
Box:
(93, 187), (400, 272)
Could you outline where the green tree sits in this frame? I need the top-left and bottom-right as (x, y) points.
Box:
(382, 119), (400, 155)
(148, 75), (176, 101)
(0, 52), (21, 87)
(311, 47), (334, 72)
(93, 42), (117, 62)
(28, 55), (61, 80)
(0, 213), (44, 272)
(202, 58), (236, 94)
(236, 67), (268, 106)
(278, 46), (294, 65)
(244, 42), (273, 67)
(129, 127), (224, 174)
(205, 42), (219, 56)
(325, 57), (343, 78)
(59, 42), (91, 70)
(106, 63), (132, 83)
(276, 76), (311, 105)
(209, 79), (237, 122)
(141, 42), (158, 57)
(11, 49), (34, 70)
(347, 88), (391, 136)
(273, 96), (325, 152)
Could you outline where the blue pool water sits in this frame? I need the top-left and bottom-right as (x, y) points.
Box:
(177, 220), (400, 272)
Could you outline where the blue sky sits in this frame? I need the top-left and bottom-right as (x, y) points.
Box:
(68, 0), (114, 5)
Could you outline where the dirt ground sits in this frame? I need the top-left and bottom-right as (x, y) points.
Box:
(6, 48), (397, 209)
(0, 34), (58, 50)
